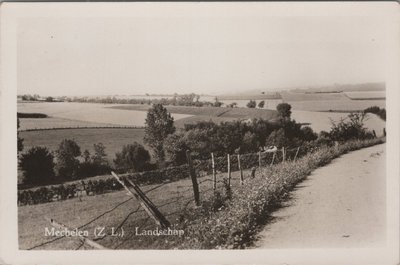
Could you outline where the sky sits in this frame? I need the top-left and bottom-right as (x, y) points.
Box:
(17, 5), (387, 96)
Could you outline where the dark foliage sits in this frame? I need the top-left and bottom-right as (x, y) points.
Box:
(114, 142), (151, 172)
(364, 106), (386, 121)
(55, 139), (81, 179)
(144, 104), (176, 164)
(17, 112), (48, 118)
(19, 147), (55, 184)
(276, 103), (292, 119)
(246, 100), (257, 108)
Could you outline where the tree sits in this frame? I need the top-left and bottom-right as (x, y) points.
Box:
(55, 139), (81, 179)
(266, 128), (287, 148)
(164, 132), (189, 165)
(258, 100), (265, 108)
(20, 147), (55, 184)
(92, 143), (108, 166)
(17, 117), (23, 153)
(276, 103), (292, 119)
(300, 126), (318, 141)
(247, 100), (257, 108)
(144, 104), (175, 164)
(45, 97), (54, 102)
(114, 143), (151, 172)
(213, 97), (223, 107)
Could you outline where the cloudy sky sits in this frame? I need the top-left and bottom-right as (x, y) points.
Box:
(17, 4), (387, 96)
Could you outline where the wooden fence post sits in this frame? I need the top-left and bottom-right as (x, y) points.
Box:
(294, 147), (300, 161)
(282, 147), (286, 162)
(211, 152), (216, 190)
(258, 151), (262, 168)
(111, 171), (170, 228)
(227, 154), (231, 187)
(186, 150), (200, 206)
(45, 217), (108, 250)
(238, 154), (244, 185)
(271, 152), (276, 166)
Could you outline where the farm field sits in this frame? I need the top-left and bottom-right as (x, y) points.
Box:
(18, 117), (124, 131)
(279, 90), (385, 112)
(344, 91), (386, 100)
(18, 167), (251, 250)
(20, 128), (147, 163)
(109, 104), (279, 120)
(291, 111), (386, 134)
(18, 102), (192, 129)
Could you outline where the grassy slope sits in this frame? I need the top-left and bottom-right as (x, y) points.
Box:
(19, 117), (127, 131)
(18, 168), (249, 250)
(20, 128), (147, 161)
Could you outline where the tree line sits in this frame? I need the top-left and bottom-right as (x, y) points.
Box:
(18, 102), (378, 186)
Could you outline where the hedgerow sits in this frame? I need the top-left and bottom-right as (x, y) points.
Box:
(174, 137), (385, 249)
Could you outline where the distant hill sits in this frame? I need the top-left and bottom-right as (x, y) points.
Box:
(289, 82), (385, 93)
(218, 82), (385, 100)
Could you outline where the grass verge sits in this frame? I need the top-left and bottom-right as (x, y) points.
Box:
(173, 137), (385, 249)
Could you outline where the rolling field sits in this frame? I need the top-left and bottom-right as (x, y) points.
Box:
(18, 117), (125, 131)
(20, 128), (147, 162)
(280, 90), (385, 112)
(291, 111), (386, 134)
(18, 102), (192, 129)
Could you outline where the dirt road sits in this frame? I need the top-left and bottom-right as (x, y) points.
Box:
(255, 143), (386, 248)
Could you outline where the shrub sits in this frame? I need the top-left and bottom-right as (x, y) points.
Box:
(364, 106), (386, 121)
(329, 112), (374, 142)
(20, 147), (55, 184)
(246, 100), (256, 108)
(257, 100), (265, 108)
(164, 132), (189, 165)
(114, 142), (151, 172)
(55, 139), (81, 179)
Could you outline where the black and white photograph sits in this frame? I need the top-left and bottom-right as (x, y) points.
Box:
(0, 2), (399, 264)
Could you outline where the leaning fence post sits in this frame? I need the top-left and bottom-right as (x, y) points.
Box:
(211, 152), (216, 190)
(111, 171), (170, 228)
(238, 154), (244, 185)
(294, 147), (300, 161)
(186, 150), (200, 206)
(227, 154), (231, 187)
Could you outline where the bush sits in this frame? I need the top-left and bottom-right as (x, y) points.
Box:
(364, 106), (386, 121)
(20, 147), (55, 184)
(329, 112), (374, 142)
(114, 142), (151, 172)
(246, 100), (256, 108)
(164, 132), (189, 165)
(55, 139), (81, 179)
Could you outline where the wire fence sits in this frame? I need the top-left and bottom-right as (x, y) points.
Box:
(22, 146), (308, 250)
